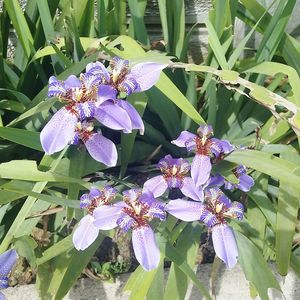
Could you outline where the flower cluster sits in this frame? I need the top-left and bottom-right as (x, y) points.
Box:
(40, 57), (167, 166)
(73, 124), (254, 272)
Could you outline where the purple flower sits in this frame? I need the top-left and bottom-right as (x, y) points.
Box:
(210, 165), (254, 192)
(86, 57), (167, 134)
(0, 249), (17, 299)
(73, 186), (117, 250)
(171, 125), (234, 187)
(143, 155), (203, 201)
(93, 189), (166, 271)
(165, 187), (243, 268)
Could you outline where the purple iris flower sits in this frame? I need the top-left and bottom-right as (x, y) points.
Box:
(143, 155), (203, 201)
(0, 249), (17, 299)
(73, 186), (117, 250)
(210, 165), (254, 192)
(93, 189), (166, 271)
(171, 125), (234, 188)
(85, 57), (167, 134)
(165, 187), (243, 268)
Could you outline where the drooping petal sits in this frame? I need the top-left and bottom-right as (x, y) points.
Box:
(191, 155), (212, 187)
(95, 101), (132, 133)
(181, 177), (204, 201)
(212, 224), (238, 269)
(40, 108), (77, 155)
(117, 100), (144, 134)
(143, 175), (168, 197)
(64, 75), (81, 90)
(238, 174), (254, 192)
(93, 205), (123, 230)
(165, 199), (204, 221)
(171, 131), (196, 150)
(0, 249), (17, 276)
(129, 62), (167, 92)
(84, 133), (118, 167)
(72, 215), (99, 250)
(97, 84), (117, 105)
(48, 76), (66, 98)
(132, 226), (160, 271)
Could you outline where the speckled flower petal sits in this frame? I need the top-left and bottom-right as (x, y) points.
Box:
(84, 133), (118, 167)
(72, 215), (99, 250)
(171, 131), (196, 149)
(40, 108), (77, 155)
(117, 100), (144, 134)
(212, 224), (238, 269)
(132, 226), (160, 271)
(191, 155), (212, 187)
(95, 101), (132, 133)
(165, 199), (204, 221)
(129, 62), (167, 92)
(181, 177), (204, 201)
(93, 205), (123, 230)
(143, 175), (168, 197)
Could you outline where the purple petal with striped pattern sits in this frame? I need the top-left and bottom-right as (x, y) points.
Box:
(132, 226), (160, 271)
(84, 133), (117, 167)
(48, 76), (66, 98)
(165, 199), (204, 221)
(143, 175), (168, 197)
(95, 101), (132, 133)
(86, 61), (110, 82)
(191, 155), (212, 187)
(116, 212), (136, 232)
(212, 224), (238, 269)
(40, 107), (77, 155)
(73, 215), (99, 250)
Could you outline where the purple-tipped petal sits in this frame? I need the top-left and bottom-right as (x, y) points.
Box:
(97, 85), (117, 105)
(207, 174), (225, 188)
(191, 155), (212, 187)
(89, 187), (102, 199)
(129, 62), (167, 92)
(197, 125), (213, 137)
(171, 131), (196, 149)
(84, 133), (118, 167)
(116, 213), (136, 232)
(0, 249), (17, 276)
(181, 177), (204, 201)
(93, 205), (123, 230)
(165, 199), (204, 221)
(117, 100), (144, 135)
(238, 174), (254, 192)
(64, 75), (81, 89)
(132, 226), (160, 271)
(212, 224), (238, 269)
(143, 175), (168, 197)
(40, 108), (77, 155)
(73, 215), (99, 250)
(95, 101), (132, 133)
(48, 76), (66, 98)
(86, 61), (110, 82)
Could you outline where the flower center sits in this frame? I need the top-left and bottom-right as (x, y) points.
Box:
(195, 136), (213, 156)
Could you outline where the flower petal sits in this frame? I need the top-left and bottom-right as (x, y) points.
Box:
(171, 131), (196, 149)
(238, 174), (254, 192)
(0, 249), (17, 276)
(207, 174), (224, 188)
(95, 101), (132, 133)
(181, 177), (204, 201)
(40, 108), (77, 155)
(143, 175), (168, 197)
(191, 155), (212, 187)
(64, 75), (81, 89)
(129, 62), (167, 92)
(117, 100), (144, 134)
(0, 292), (6, 299)
(93, 205), (123, 230)
(132, 226), (160, 271)
(48, 76), (66, 98)
(165, 199), (204, 221)
(84, 133), (118, 167)
(97, 84), (117, 105)
(72, 215), (99, 251)
(212, 224), (238, 269)
(86, 61), (110, 82)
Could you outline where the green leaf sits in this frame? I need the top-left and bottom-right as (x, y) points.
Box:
(234, 230), (281, 300)
(13, 235), (38, 267)
(0, 127), (42, 151)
